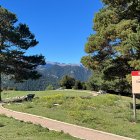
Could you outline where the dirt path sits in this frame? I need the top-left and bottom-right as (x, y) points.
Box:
(0, 104), (135, 140)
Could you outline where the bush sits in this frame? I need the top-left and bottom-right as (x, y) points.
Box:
(73, 80), (83, 90)
(60, 75), (75, 89)
(46, 85), (54, 90)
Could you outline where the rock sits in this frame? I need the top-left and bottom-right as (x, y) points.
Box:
(97, 90), (107, 94)
(26, 94), (35, 101)
(53, 103), (60, 106)
(4, 94), (35, 103)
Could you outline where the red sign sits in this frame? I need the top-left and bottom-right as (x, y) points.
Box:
(132, 71), (140, 94)
(131, 71), (140, 76)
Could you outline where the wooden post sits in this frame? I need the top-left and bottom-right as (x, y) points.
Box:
(133, 94), (136, 121)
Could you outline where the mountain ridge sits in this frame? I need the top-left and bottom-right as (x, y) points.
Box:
(38, 61), (84, 68)
(2, 61), (92, 90)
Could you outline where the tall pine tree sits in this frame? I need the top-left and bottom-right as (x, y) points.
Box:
(0, 6), (45, 101)
(81, 0), (140, 92)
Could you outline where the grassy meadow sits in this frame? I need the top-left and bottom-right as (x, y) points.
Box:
(2, 90), (140, 140)
(2, 90), (92, 99)
(0, 114), (79, 140)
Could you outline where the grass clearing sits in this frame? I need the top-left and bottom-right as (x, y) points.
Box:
(2, 90), (92, 99)
(3, 90), (140, 140)
(0, 114), (79, 140)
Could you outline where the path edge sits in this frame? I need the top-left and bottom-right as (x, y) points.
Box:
(0, 104), (136, 140)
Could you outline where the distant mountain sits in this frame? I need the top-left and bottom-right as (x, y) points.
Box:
(37, 62), (90, 81)
(38, 62), (83, 68)
(2, 62), (92, 91)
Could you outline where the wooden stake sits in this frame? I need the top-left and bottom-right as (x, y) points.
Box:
(133, 94), (136, 121)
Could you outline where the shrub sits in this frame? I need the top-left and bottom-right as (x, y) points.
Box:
(46, 85), (54, 90)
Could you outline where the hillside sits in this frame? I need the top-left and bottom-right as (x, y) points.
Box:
(1, 62), (92, 91)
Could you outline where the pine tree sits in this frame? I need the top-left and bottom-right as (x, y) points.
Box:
(81, 0), (140, 92)
(0, 6), (45, 101)
(60, 75), (75, 89)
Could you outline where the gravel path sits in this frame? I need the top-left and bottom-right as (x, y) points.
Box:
(0, 104), (135, 140)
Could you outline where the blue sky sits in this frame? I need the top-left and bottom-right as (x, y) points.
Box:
(1, 0), (103, 64)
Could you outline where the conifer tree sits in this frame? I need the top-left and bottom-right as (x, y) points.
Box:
(81, 0), (140, 92)
(60, 75), (75, 89)
(0, 6), (45, 101)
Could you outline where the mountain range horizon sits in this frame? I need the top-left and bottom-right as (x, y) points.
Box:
(45, 61), (83, 67)
(2, 61), (92, 91)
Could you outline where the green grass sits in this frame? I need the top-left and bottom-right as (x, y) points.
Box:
(3, 90), (140, 140)
(0, 115), (79, 140)
(2, 90), (92, 99)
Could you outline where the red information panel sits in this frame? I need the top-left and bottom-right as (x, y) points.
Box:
(131, 71), (140, 94)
